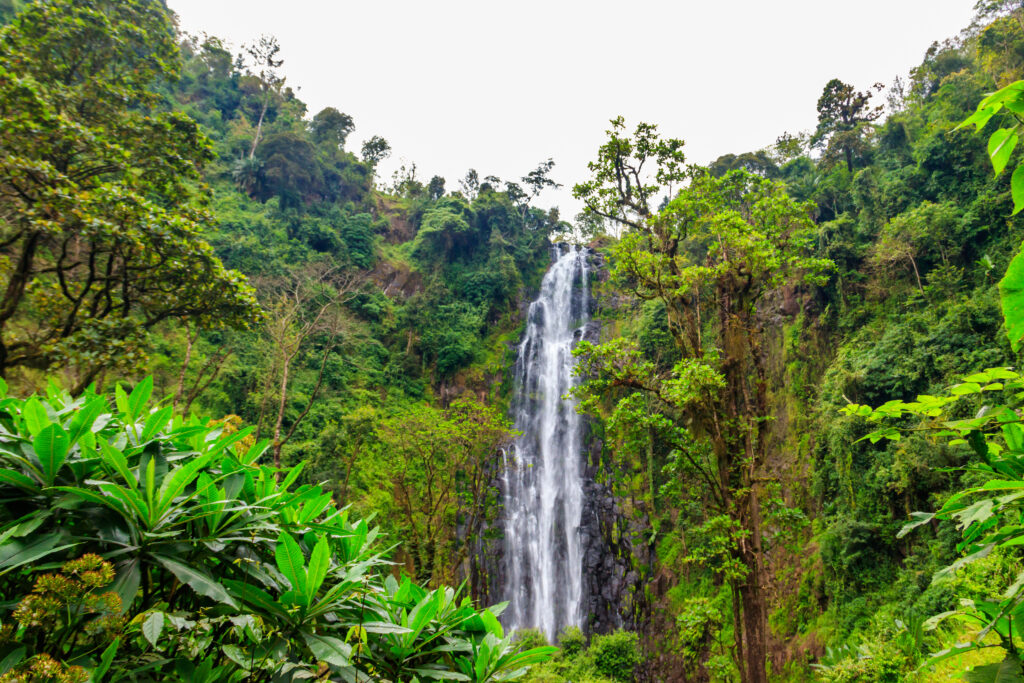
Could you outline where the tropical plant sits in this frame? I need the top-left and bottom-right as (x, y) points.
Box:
(0, 377), (555, 681)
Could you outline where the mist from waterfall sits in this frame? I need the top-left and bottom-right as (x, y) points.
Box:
(502, 243), (590, 642)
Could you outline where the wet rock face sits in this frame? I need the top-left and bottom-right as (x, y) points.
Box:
(580, 477), (630, 634)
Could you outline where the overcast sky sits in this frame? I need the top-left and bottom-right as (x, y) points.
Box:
(167, 0), (977, 216)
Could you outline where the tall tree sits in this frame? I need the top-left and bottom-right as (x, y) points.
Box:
(427, 175), (446, 200)
(0, 0), (259, 391)
(254, 264), (361, 467)
(309, 106), (355, 149)
(811, 78), (884, 172)
(376, 397), (513, 586)
(242, 34), (284, 159)
(521, 158), (562, 199)
(459, 169), (480, 201)
(573, 120), (830, 683)
(360, 135), (391, 166)
(573, 117), (686, 230)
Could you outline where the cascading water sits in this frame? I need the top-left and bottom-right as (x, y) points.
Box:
(502, 243), (590, 642)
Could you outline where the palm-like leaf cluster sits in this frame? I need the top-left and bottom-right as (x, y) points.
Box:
(0, 378), (555, 681)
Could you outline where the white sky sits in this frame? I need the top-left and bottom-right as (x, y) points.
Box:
(167, 0), (977, 217)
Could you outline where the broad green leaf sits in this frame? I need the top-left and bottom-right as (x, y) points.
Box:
(154, 453), (212, 521)
(67, 397), (107, 446)
(999, 247), (1024, 352)
(99, 440), (135, 488)
(358, 621), (413, 634)
(220, 644), (251, 670)
(34, 423), (70, 485)
(479, 609), (504, 639)
(922, 610), (957, 631)
(140, 405), (173, 442)
(0, 536), (77, 575)
(989, 128), (1018, 176)
(127, 377), (153, 420)
(924, 642), (992, 670)
(21, 397), (49, 436)
(959, 106), (1000, 131)
(110, 559), (141, 614)
(411, 668), (470, 681)
(155, 555), (237, 608)
(962, 653), (1024, 682)
(302, 633), (352, 667)
(144, 456), (156, 516)
(240, 439), (270, 466)
(980, 80), (1024, 109)
(97, 483), (149, 522)
(951, 383), (982, 396)
(223, 580), (288, 618)
(1012, 165), (1024, 216)
(115, 384), (130, 418)
(0, 647), (25, 676)
(306, 535), (330, 601)
(205, 426), (255, 459)
(979, 480), (1024, 491)
(275, 532), (308, 596)
(142, 611), (164, 648)
(0, 469), (39, 492)
(935, 544), (995, 580)
(898, 512), (934, 538)
(90, 638), (119, 682)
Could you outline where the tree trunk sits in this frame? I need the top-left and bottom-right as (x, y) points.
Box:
(272, 356), (290, 468)
(248, 99), (268, 160)
(738, 566), (769, 683)
(738, 487), (769, 683)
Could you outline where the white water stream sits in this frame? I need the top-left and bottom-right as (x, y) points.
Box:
(502, 244), (590, 641)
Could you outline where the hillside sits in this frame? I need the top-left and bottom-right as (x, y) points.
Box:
(2, 1), (1024, 682)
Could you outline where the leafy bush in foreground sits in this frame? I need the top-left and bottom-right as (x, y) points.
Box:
(0, 378), (555, 681)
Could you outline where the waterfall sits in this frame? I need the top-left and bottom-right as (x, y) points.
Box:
(502, 243), (590, 642)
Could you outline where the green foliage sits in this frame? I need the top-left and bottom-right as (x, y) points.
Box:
(589, 631), (641, 682)
(0, 0), (261, 389)
(557, 627), (585, 657)
(0, 379), (554, 681)
(519, 628), (640, 683)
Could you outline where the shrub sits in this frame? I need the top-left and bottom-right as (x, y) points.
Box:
(558, 625), (586, 657)
(0, 378), (555, 681)
(590, 630), (641, 682)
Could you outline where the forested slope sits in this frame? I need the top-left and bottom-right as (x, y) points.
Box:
(3, 0), (1024, 681)
(547, 4), (1024, 681)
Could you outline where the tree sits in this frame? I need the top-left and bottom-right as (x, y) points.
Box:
(573, 122), (830, 683)
(708, 151), (779, 178)
(411, 197), (477, 263)
(573, 117), (686, 231)
(241, 34), (285, 159)
(812, 78), (884, 172)
(360, 134), (391, 166)
(521, 158), (562, 199)
(309, 106), (355, 149)
(459, 168), (481, 201)
(252, 132), (325, 207)
(376, 397), (514, 586)
(428, 174), (446, 200)
(254, 264), (361, 467)
(0, 0), (260, 391)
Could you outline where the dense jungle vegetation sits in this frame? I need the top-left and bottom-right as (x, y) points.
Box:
(3, 0), (1024, 681)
